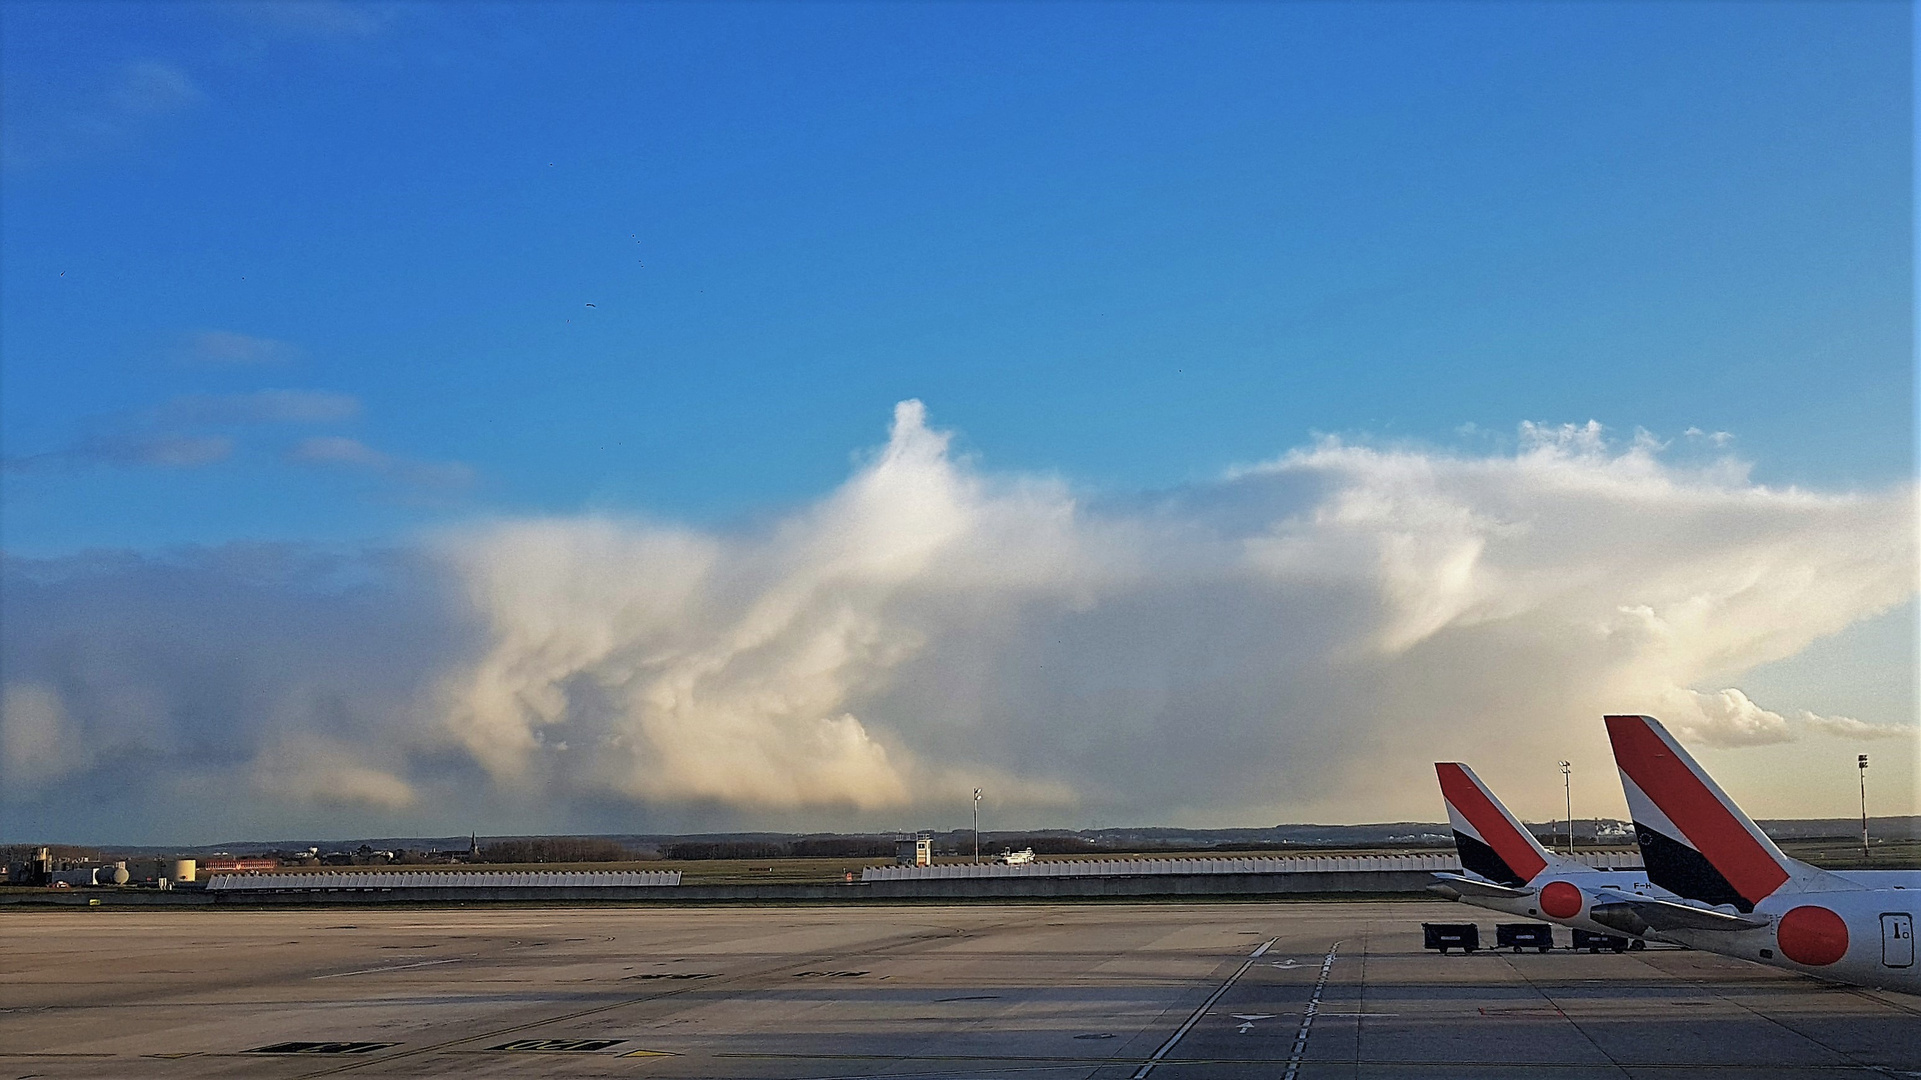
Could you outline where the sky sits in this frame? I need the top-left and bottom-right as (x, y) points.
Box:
(1, 1), (1914, 845)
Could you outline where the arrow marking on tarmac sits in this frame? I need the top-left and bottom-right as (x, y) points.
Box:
(1129, 937), (1277, 1078)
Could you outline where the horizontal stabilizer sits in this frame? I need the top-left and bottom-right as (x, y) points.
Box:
(1589, 894), (1768, 937)
(1428, 872), (1536, 900)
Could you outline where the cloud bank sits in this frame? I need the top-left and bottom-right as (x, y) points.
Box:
(2, 404), (1913, 838)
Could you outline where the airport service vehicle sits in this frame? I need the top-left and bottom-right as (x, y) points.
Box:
(1599, 714), (1918, 994)
(1429, 761), (1664, 942)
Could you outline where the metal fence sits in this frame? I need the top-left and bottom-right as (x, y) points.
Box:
(206, 870), (683, 891)
(861, 851), (1640, 882)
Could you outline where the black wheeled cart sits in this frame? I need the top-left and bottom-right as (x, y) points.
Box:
(1571, 928), (1631, 953)
(1422, 922), (1480, 953)
(1496, 922), (1555, 952)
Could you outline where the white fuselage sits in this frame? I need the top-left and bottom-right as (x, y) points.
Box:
(1452, 868), (1669, 939)
(1650, 889), (1918, 995)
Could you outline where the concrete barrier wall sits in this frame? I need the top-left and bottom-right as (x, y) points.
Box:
(863, 851), (1641, 881)
(179, 870), (1441, 903)
(207, 870), (682, 891)
(2, 869), (1437, 905)
(859, 870), (1440, 899)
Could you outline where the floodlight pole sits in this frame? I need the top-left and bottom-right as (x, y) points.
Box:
(1559, 761), (1573, 857)
(1859, 755), (1870, 863)
(973, 788), (982, 864)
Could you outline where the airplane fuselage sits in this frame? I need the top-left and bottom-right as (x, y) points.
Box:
(1440, 868), (1673, 940)
(1645, 889), (1917, 994)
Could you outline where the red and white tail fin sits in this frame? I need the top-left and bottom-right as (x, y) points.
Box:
(1435, 762), (1571, 887)
(1604, 714), (1829, 912)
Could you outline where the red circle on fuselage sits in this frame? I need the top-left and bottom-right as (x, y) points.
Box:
(1777, 906), (1849, 966)
(1540, 880), (1583, 919)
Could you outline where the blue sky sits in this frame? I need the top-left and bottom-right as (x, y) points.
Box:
(1, 2), (1913, 841)
(3, 1), (1910, 553)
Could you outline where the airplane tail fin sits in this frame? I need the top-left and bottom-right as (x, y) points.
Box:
(1435, 762), (1569, 887)
(1604, 714), (1810, 912)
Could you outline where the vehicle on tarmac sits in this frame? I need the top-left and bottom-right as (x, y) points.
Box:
(1428, 761), (1665, 944)
(1599, 714), (1918, 994)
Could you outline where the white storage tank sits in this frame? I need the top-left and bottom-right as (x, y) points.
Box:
(170, 859), (196, 883)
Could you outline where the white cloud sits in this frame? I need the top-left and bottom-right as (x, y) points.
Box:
(3, 406), (1912, 830)
(162, 389), (360, 425)
(229, 1), (391, 38)
(108, 61), (202, 117)
(1, 683), (95, 790)
(1796, 711), (1915, 741)
(4, 391), (358, 473)
(3, 60), (203, 171)
(1, 432), (233, 472)
(1684, 426), (1735, 447)
(1668, 687), (1793, 746)
(1653, 691), (1913, 747)
(180, 331), (299, 366)
(430, 405), (1915, 821)
(251, 736), (417, 810)
(289, 436), (474, 488)
(437, 402), (1083, 811)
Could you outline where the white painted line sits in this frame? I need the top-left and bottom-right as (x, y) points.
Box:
(1281, 942), (1341, 1080)
(1231, 1013), (1276, 1034)
(1130, 937), (1276, 1078)
(313, 958), (460, 979)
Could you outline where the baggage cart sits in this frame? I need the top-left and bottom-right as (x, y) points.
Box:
(1572, 928), (1631, 953)
(1422, 922), (1479, 953)
(1496, 922), (1555, 952)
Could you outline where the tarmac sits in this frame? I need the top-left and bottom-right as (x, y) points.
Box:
(2, 900), (1916, 1078)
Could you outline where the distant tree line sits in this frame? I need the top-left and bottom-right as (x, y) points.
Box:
(478, 837), (644, 863)
(986, 835), (1104, 855)
(662, 837), (896, 860)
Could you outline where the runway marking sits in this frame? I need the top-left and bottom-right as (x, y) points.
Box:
(487, 1038), (624, 1053)
(386, 923), (554, 931)
(1280, 941), (1341, 1080)
(1129, 937), (1275, 1078)
(248, 1042), (396, 1055)
(273, 913), (1065, 1079)
(1231, 1012), (1276, 1033)
(312, 958), (459, 979)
